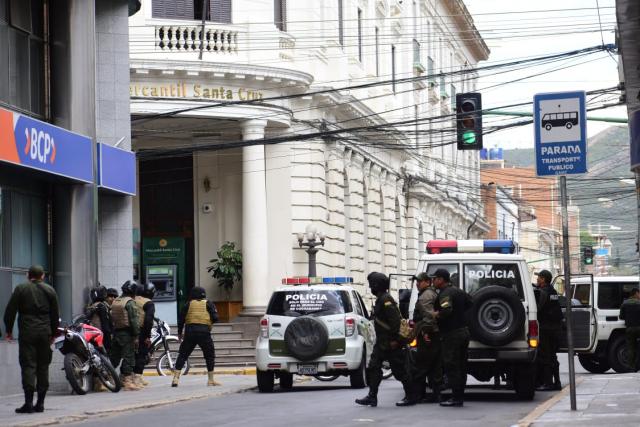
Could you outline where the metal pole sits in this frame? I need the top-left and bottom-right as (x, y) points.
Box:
(308, 247), (318, 277)
(560, 175), (577, 411)
(636, 171), (640, 275)
(198, 0), (208, 60)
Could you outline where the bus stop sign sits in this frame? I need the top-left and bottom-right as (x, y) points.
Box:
(534, 91), (587, 176)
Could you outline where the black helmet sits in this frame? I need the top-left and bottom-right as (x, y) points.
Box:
(189, 286), (206, 300)
(121, 280), (138, 296)
(144, 282), (156, 299)
(367, 272), (390, 295)
(106, 288), (119, 298)
(90, 285), (107, 302)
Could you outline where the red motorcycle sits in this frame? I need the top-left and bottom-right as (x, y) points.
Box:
(54, 316), (121, 394)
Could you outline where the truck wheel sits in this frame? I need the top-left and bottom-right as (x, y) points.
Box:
(578, 353), (610, 374)
(608, 336), (632, 373)
(284, 317), (329, 361)
(513, 364), (536, 400)
(257, 369), (275, 393)
(279, 373), (293, 390)
(349, 349), (367, 389)
(467, 286), (525, 347)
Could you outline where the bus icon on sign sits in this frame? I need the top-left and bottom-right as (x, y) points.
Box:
(541, 111), (578, 131)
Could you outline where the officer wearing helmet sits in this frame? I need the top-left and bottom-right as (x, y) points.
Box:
(132, 282), (156, 388)
(356, 272), (417, 408)
(106, 288), (119, 306)
(172, 286), (219, 387)
(109, 280), (140, 391)
(85, 285), (113, 351)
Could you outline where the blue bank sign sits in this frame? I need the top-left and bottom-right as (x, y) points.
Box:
(98, 143), (136, 196)
(534, 91), (587, 176)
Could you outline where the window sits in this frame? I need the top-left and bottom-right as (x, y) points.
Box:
(352, 291), (364, 316)
(356, 292), (370, 318)
(464, 263), (524, 298)
(194, 0), (211, 20)
(152, 0), (232, 23)
(391, 44), (396, 93)
(266, 290), (353, 317)
(275, 0), (286, 31)
(338, 0), (344, 46)
(0, 0), (45, 116)
(424, 264), (459, 287)
(375, 27), (380, 76)
(357, 8), (363, 62)
(597, 282), (638, 309)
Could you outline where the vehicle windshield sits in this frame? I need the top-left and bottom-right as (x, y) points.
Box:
(266, 290), (353, 317)
(464, 263), (524, 299)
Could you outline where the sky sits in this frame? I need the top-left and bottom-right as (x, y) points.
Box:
(464, 0), (624, 150)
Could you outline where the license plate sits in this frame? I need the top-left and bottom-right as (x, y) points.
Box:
(298, 364), (318, 375)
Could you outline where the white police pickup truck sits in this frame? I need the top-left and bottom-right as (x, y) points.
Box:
(255, 276), (374, 392)
(409, 240), (542, 400)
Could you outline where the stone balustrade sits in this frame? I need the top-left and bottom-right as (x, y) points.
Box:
(155, 24), (239, 53)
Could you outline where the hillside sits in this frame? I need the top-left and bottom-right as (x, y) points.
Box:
(501, 125), (637, 274)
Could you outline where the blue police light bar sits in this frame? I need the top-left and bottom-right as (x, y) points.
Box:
(483, 240), (515, 254)
(322, 277), (354, 284)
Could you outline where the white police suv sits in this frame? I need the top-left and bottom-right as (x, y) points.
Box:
(408, 240), (541, 400)
(255, 276), (374, 392)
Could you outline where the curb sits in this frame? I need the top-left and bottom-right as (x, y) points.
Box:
(143, 367), (256, 376)
(517, 377), (585, 427)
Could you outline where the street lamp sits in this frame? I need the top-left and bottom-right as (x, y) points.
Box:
(297, 224), (325, 277)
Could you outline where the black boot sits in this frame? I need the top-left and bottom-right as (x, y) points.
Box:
(355, 394), (378, 407)
(15, 391), (34, 414)
(421, 389), (441, 403)
(34, 391), (46, 413)
(395, 396), (417, 407)
(396, 382), (418, 406)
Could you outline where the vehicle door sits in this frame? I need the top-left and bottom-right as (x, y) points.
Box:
(552, 275), (597, 352)
(596, 280), (640, 340)
(352, 291), (374, 361)
(408, 262), (460, 319)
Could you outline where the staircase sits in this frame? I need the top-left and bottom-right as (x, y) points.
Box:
(165, 323), (256, 368)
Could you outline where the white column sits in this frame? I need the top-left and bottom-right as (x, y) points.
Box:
(240, 119), (269, 315)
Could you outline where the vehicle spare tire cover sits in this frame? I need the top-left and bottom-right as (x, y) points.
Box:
(284, 317), (329, 361)
(466, 285), (525, 347)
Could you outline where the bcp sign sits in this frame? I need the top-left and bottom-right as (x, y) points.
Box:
(0, 107), (93, 183)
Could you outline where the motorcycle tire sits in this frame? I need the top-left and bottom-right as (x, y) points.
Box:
(156, 351), (190, 376)
(96, 352), (122, 392)
(64, 353), (90, 395)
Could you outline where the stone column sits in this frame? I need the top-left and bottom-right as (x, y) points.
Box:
(240, 119), (269, 315)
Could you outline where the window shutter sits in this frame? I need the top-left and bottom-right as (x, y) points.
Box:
(152, 0), (194, 20)
(211, 0), (232, 24)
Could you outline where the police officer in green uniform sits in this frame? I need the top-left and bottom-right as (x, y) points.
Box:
(132, 282), (156, 388)
(619, 287), (640, 372)
(172, 286), (219, 387)
(109, 280), (140, 391)
(411, 272), (443, 403)
(535, 269), (563, 391)
(433, 268), (473, 407)
(356, 272), (417, 407)
(4, 265), (59, 414)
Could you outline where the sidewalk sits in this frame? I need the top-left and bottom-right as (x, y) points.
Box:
(520, 372), (640, 426)
(0, 373), (257, 427)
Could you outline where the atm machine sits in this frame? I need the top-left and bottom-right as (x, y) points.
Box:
(146, 264), (178, 325)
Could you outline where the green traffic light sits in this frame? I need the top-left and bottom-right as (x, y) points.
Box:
(462, 131), (476, 144)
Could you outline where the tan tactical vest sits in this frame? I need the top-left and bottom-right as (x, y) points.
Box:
(134, 296), (150, 328)
(111, 296), (133, 329)
(185, 299), (212, 327)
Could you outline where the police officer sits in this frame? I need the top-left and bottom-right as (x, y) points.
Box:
(433, 268), (472, 407)
(411, 272), (443, 403)
(535, 269), (563, 391)
(3, 265), (59, 414)
(109, 280), (140, 391)
(85, 285), (113, 352)
(356, 272), (417, 407)
(172, 286), (219, 387)
(132, 282), (156, 388)
(106, 288), (119, 306)
(619, 287), (640, 372)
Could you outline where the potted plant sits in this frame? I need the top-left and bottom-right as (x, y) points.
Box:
(207, 242), (242, 321)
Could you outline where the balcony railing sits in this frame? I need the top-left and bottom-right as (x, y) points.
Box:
(155, 24), (239, 53)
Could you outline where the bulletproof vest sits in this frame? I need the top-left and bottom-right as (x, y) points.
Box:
(436, 285), (471, 333)
(538, 286), (563, 325)
(185, 299), (212, 327)
(111, 296), (132, 329)
(134, 296), (150, 328)
(88, 302), (103, 330)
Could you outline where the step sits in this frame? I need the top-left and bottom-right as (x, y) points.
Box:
(174, 347), (255, 358)
(165, 339), (254, 351)
(212, 331), (244, 340)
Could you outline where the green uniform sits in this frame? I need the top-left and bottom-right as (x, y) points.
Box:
(109, 297), (139, 376)
(536, 285), (563, 386)
(619, 297), (640, 371)
(3, 280), (59, 394)
(367, 292), (412, 398)
(435, 284), (472, 403)
(412, 286), (443, 397)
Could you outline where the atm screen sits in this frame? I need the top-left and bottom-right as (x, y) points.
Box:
(146, 264), (177, 301)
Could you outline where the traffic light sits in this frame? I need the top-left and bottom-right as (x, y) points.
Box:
(456, 92), (483, 150)
(582, 246), (594, 265)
